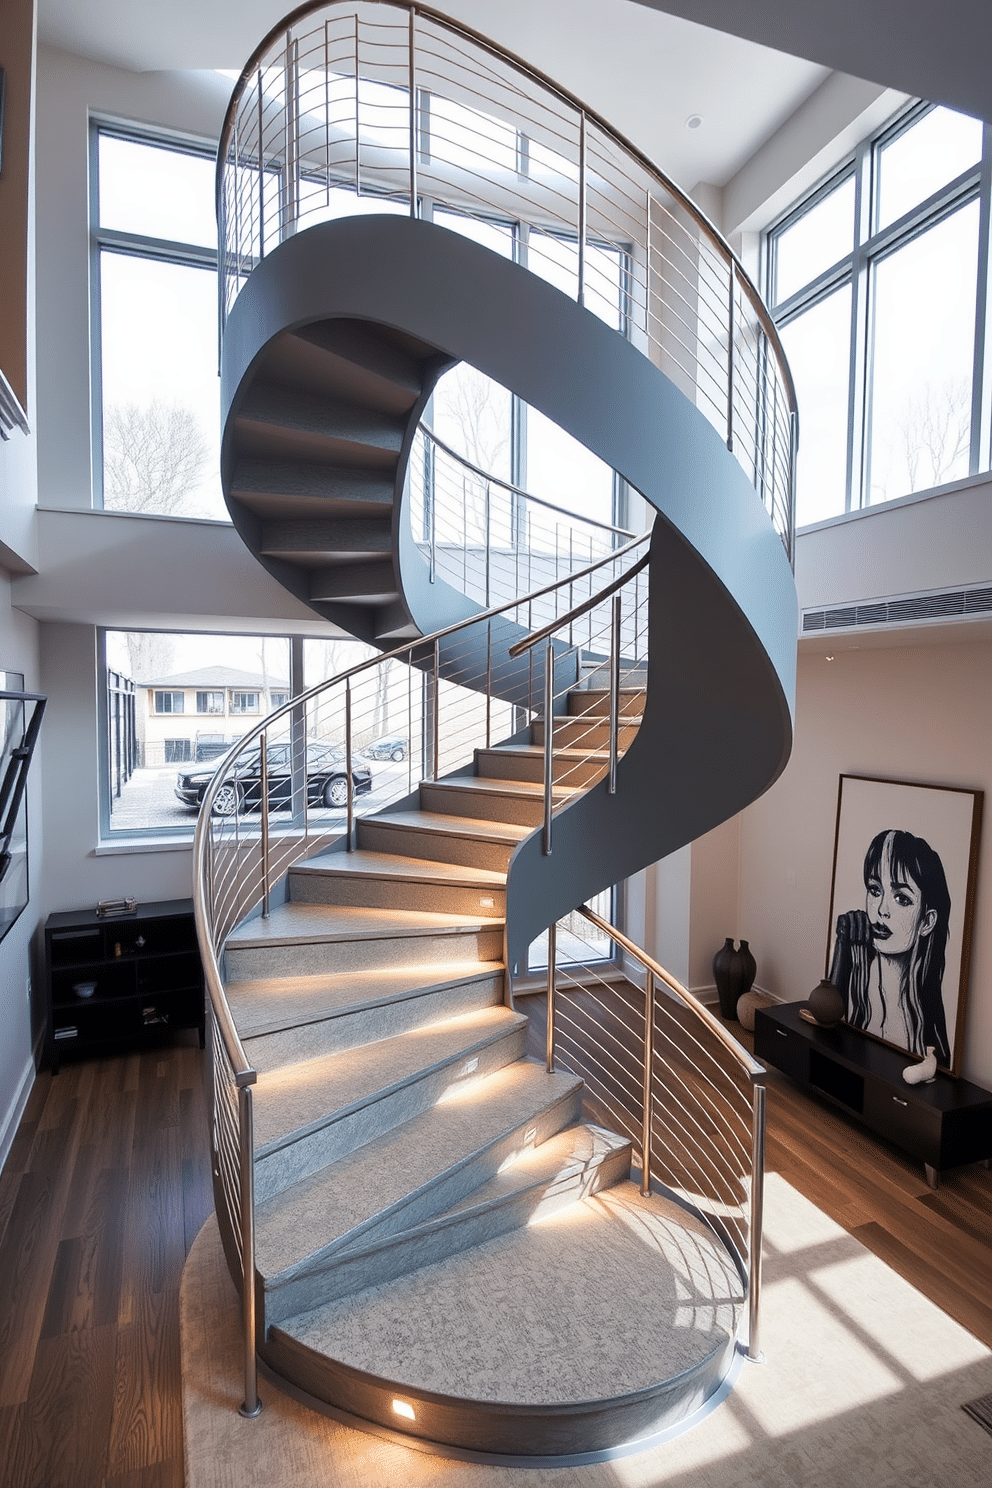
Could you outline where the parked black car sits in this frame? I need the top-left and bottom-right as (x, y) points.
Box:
(175, 742), (373, 816)
(364, 735), (408, 762)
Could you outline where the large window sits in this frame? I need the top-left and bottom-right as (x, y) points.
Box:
(92, 127), (226, 520)
(768, 104), (990, 526)
(102, 632), (292, 835)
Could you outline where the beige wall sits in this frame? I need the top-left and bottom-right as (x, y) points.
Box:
(735, 636), (992, 1089)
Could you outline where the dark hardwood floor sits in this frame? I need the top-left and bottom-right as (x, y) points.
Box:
(0, 996), (989, 1487)
(0, 1038), (212, 1488)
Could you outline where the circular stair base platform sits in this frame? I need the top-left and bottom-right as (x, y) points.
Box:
(261, 1184), (745, 1458)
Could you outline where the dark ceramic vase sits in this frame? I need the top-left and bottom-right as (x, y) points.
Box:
(713, 938), (756, 1020)
(807, 978), (845, 1027)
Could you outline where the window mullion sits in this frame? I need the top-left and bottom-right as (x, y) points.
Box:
(846, 138), (873, 512)
(972, 124), (992, 474)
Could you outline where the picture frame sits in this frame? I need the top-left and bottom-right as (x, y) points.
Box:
(826, 774), (983, 1076)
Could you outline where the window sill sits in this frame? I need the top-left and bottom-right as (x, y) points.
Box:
(94, 836), (193, 856)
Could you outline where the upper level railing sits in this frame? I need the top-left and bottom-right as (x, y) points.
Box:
(216, 0), (797, 558)
(410, 424), (636, 608)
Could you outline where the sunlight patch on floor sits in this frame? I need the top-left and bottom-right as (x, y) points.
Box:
(813, 1253), (990, 1382)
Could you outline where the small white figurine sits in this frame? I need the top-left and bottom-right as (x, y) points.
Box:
(902, 1046), (937, 1085)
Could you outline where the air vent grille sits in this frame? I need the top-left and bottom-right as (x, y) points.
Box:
(802, 585), (992, 633)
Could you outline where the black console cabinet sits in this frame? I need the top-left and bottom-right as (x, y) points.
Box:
(44, 899), (205, 1072)
(754, 1001), (992, 1188)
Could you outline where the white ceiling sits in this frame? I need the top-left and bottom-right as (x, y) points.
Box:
(36, 0), (831, 191)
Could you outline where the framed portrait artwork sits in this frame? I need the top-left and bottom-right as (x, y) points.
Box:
(826, 775), (983, 1076)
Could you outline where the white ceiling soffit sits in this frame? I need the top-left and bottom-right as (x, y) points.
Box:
(37, 0), (830, 190)
(636, 1), (992, 123)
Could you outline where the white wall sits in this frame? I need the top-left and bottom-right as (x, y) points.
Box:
(736, 636), (992, 1089)
(796, 474), (992, 613)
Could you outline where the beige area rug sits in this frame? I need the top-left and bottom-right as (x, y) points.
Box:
(181, 1175), (992, 1488)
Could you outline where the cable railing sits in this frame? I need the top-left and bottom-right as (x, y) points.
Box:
(216, 0), (797, 559)
(541, 905), (766, 1361)
(409, 424), (636, 607)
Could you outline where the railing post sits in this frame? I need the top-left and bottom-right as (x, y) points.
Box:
(345, 678), (354, 851)
(577, 110), (587, 307)
(238, 1083), (263, 1417)
(408, 7), (418, 218)
(641, 971), (655, 1195)
(542, 636), (554, 855)
(284, 36), (299, 237)
(727, 260), (736, 452)
(546, 921), (557, 1073)
(484, 479), (491, 607)
(747, 1079), (767, 1362)
(354, 11), (361, 194)
(259, 730), (270, 918)
(432, 639), (440, 781)
(609, 593), (621, 794)
(485, 619), (492, 749)
(427, 434), (436, 583)
(256, 68), (266, 260)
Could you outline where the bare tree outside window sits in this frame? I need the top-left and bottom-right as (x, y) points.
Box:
(897, 378), (971, 493)
(103, 400), (209, 515)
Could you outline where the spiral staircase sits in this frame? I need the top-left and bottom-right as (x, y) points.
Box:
(193, 0), (798, 1465)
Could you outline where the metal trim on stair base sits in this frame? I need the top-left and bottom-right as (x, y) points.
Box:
(255, 1345), (744, 1468)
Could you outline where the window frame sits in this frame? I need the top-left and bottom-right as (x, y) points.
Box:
(98, 629), (303, 842)
(767, 102), (992, 522)
(153, 690), (185, 715)
(89, 120), (221, 516)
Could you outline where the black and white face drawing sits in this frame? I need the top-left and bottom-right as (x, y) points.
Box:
(830, 828), (951, 1065)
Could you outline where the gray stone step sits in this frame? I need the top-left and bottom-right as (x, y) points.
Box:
(230, 961), (504, 1067)
(291, 320), (428, 404)
(309, 559), (399, 605)
(235, 382), (403, 469)
(257, 1065), (591, 1322)
(224, 902), (503, 981)
(269, 322), (424, 412)
(252, 1005), (528, 1203)
(419, 775), (574, 828)
(358, 809), (529, 871)
(259, 515), (392, 564)
(532, 716), (641, 752)
(229, 458), (396, 521)
(568, 687), (645, 717)
(475, 743), (609, 788)
(266, 1181), (743, 1456)
(289, 849), (505, 916)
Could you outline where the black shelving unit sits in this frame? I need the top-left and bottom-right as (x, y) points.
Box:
(44, 898), (205, 1072)
(755, 1000), (992, 1188)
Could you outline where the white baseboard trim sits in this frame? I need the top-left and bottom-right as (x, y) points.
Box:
(691, 983), (781, 1007)
(0, 1056), (37, 1177)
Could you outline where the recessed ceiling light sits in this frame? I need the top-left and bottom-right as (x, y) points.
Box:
(685, 114), (703, 130)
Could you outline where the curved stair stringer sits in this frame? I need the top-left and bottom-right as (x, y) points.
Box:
(220, 213), (796, 959)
